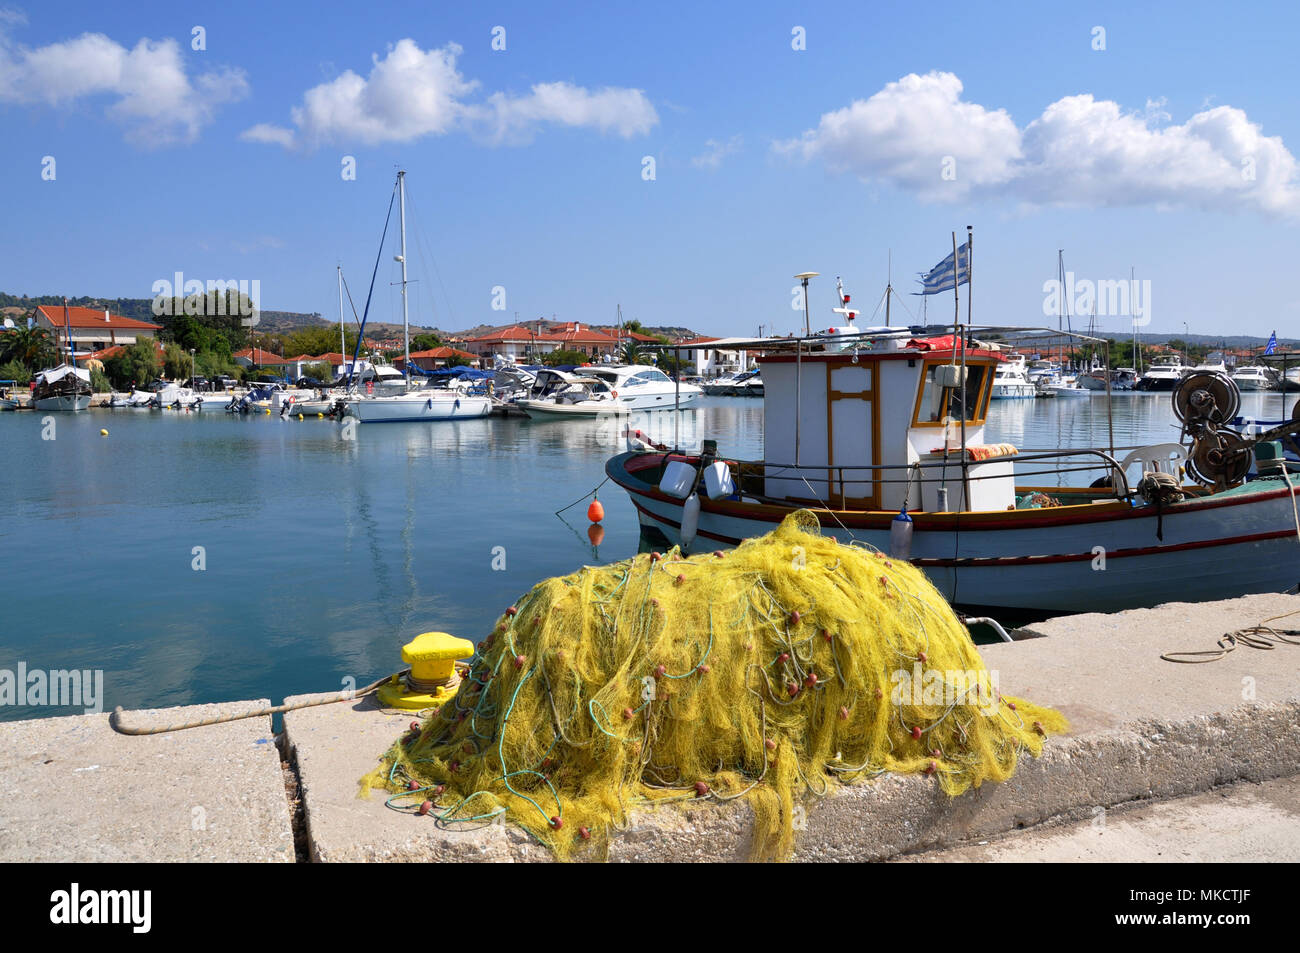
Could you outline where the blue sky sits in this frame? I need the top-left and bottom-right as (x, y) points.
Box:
(2, 1), (1298, 339)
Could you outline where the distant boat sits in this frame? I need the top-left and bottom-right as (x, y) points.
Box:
(35, 299), (93, 411)
(0, 380), (20, 411)
(340, 171), (492, 423)
(990, 354), (1036, 399)
(1231, 365), (1277, 392)
(32, 364), (92, 411)
(1136, 360), (1191, 391)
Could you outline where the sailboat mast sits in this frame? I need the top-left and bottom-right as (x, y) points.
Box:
(885, 250), (892, 327)
(397, 170), (410, 386)
(337, 265), (345, 361)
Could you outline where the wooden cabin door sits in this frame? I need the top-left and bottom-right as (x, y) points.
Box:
(826, 361), (879, 510)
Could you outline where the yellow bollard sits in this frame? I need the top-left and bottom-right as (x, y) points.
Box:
(376, 632), (475, 710)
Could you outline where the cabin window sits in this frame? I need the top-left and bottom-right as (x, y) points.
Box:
(915, 362), (991, 425)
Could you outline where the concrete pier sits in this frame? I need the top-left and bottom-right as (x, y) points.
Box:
(0, 700), (294, 862)
(280, 593), (1300, 862)
(3, 594), (1298, 862)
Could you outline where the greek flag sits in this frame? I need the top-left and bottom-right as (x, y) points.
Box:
(1265, 330), (1277, 355)
(913, 244), (970, 295)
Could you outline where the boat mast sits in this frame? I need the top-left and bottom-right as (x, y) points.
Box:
(397, 170), (410, 389)
(337, 265), (345, 366)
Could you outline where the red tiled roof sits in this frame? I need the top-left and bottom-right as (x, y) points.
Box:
(234, 347), (287, 364)
(312, 353), (348, 363)
(81, 341), (167, 362)
(465, 325), (540, 343)
(538, 327), (618, 344)
(36, 305), (161, 331)
(404, 346), (479, 361)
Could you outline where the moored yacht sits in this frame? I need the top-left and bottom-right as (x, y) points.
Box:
(1231, 364), (1277, 392)
(989, 354), (1036, 399)
(1136, 359), (1191, 391)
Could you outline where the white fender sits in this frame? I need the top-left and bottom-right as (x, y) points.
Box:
(680, 493), (700, 550)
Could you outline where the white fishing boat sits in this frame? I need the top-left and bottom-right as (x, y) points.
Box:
(341, 171), (492, 424)
(990, 354), (1036, 399)
(32, 364), (92, 411)
(605, 320), (1300, 613)
(1231, 364), (1277, 392)
(0, 380), (20, 411)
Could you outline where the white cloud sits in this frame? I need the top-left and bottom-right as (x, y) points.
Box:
(775, 72), (1021, 199)
(479, 82), (658, 144)
(777, 70), (1300, 218)
(242, 39), (657, 149)
(691, 134), (743, 170)
(0, 23), (248, 145)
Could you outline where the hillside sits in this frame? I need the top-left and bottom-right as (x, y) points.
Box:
(0, 293), (322, 329)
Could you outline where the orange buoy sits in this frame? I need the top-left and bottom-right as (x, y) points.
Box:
(587, 523), (605, 546)
(587, 498), (605, 523)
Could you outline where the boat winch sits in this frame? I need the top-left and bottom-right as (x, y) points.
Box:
(1174, 370), (1300, 490)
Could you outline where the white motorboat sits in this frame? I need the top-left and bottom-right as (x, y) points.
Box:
(0, 380), (21, 411)
(516, 368), (623, 418)
(344, 390), (491, 422)
(606, 323), (1300, 613)
(32, 364), (92, 411)
(1136, 359), (1191, 391)
(520, 365), (702, 417)
(1231, 365), (1277, 392)
(582, 365), (703, 411)
(990, 354), (1036, 399)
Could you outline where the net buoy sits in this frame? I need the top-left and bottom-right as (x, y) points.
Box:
(100, 429), (108, 436)
(587, 499), (605, 523)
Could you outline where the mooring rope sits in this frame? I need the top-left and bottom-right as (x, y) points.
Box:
(108, 672), (400, 735)
(1161, 608), (1300, 663)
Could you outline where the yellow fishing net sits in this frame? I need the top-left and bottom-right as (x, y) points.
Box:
(363, 510), (1067, 860)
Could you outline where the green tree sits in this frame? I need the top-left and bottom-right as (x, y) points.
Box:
(0, 325), (57, 370)
(104, 339), (162, 390)
(0, 359), (32, 385)
(410, 332), (443, 351)
(163, 342), (193, 380)
(619, 340), (644, 364)
(283, 325), (359, 358)
(542, 349), (593, 366)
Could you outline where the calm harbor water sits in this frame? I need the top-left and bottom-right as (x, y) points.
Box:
(0, 390), (1287, 721)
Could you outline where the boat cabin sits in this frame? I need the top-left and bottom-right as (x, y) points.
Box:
(758, 333), (1013, 513)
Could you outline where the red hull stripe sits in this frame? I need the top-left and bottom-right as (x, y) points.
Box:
(609, 454), (1299, 533)
(628, 494), (1299, 566)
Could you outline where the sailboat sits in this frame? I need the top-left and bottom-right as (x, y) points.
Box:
(33, 300), (92, 411)
(342, 171), (491, 423)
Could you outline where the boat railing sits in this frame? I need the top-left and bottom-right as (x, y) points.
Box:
(724, 448), (1133, 501)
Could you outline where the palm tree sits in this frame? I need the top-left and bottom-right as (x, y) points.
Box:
(0, 324), (57, 371)
(619, 340), (643, 364)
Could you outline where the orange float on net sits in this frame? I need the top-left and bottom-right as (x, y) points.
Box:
(587, 498), (605, 523)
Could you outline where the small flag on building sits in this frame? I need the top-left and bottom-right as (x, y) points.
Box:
(913, 244), (970, 295)
(1265, 330), (1277, 355)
